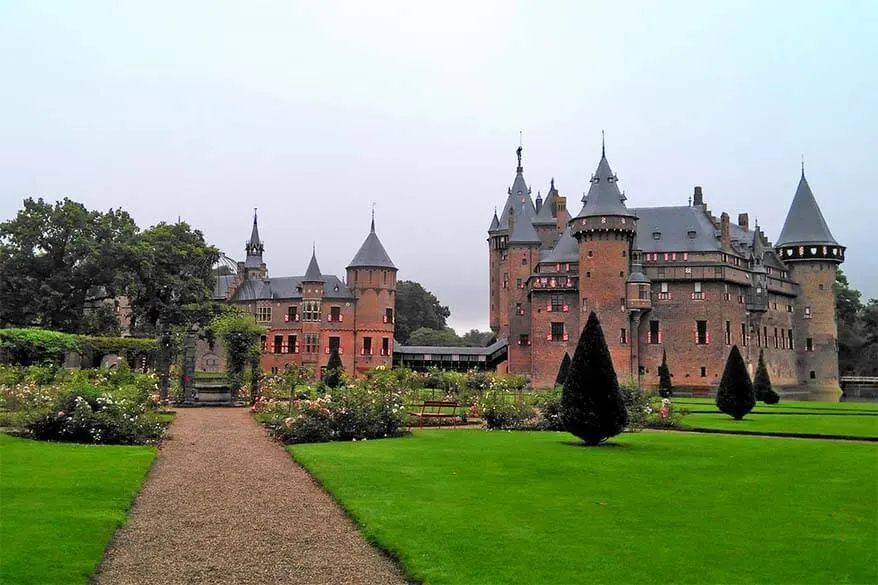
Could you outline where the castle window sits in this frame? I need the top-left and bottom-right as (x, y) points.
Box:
(639, 285), (649, 300)
(810, 370), (816, 379)
(256, 307), (272, 322)
(302, 301), (321, 322)
(384, 308), (394, 324)
(806, 337), (814, 352)
(550, 322), (566, 342)
(653, 232), (662, 240)
(818, 284), (824, 291)
(328, 336), (340, 353)
(551, 295), (565, 312)
(648, 320), (661, 344)
(774, 328), (779, 349)
(274, 335), (283, 354)
(781, 328), (786, 349)
(582, 297), (588, 312)
(688, 230), (697, 239)
(517, 278), (523, 289)
(588, 250), (594, 258)
(503, 273), (509, 289)
(620, 271), (625, 277)
(725, 321), (731, 345)
(787, 304), (793, 313)
(516, 303), (524, 316)
(260, 335), (266, 351)
(305, 334), (319, 353)
(330, 306), (341, 322)
(804, 306), (812, 318)
(381, 337), (390, 356)
(788, 329), (794, 350)
(288, 335), (298, 354)
(586, 271), (592, 278)
(695, 320), (709, 345)
(620, 328), (628, 344)
(657, 266), (665, 276)
(362, 337), (373, 356)
(287, 306), (298, 322)
(620, 297), (626, 311)
(522, 257), (527, 265)
(622, 250), (627, 257)
(519, 334), (530, 346)
(756, 328), (761, 347)
(700, 367), (707, 377)
(741, 323), (747, 346)
(714, 266), (723, 277)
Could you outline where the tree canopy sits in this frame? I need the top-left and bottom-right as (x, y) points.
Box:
(394, 280), (451, 344)
(836, 270), (878, 375)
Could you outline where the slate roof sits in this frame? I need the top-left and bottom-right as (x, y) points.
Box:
(249, 213), (261, 248)
(631, 206), (722, 253)
(542, 227), (578, 264)
(532, 179), (559, 225)
(303, 249), (323, 281)
(229, 275), (354, 302)
(347, 217), (397, 269)
(488, 210), (500, 232)
(574, 150), (637, 220)
(497, 150), (536, 230)
(213, 274), (236, 300)
(394, 338), (508, 356)
(508, 200), (542, 245)
(776, 173), (838, 246)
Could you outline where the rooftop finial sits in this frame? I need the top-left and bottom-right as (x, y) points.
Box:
(312, 241), (316, 254)
(601, 129), (606, 158)
(253, 207), (257, 221)
(516, 144), (523, 173)
(801, 154), (805, 178)
(371, 202), (376, 233)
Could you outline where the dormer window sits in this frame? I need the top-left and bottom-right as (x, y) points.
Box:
(652, 232), (662, 240)
(687, 230), (697, 239)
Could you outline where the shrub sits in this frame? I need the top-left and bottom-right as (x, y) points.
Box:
(619, 383), (651, 432)
(561, 312), (628, 445)
(647, 397), (688, 428)
(555, 353), (571, 386)
(0, 328), (80, 365)
(658, 349), (673, 398)
(716, 345), (756, 420)
(323, 349), (344, 389)
(753, 349), (780, 404)
(478, 388), (535, 430)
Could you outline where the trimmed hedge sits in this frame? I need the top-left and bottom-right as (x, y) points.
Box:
(0, 328), (157, 366)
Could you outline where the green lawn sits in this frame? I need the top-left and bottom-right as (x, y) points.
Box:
(673, 397), (878, 413)
(0, 434), (155, 585)
(681, 412), (878, 438)
(292, 430), (878, 585)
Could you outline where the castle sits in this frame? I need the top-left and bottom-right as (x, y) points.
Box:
(488, 144), (845, 397)
(208, 212), (397, 377)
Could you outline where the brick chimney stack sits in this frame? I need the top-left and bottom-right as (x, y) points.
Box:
(720, 212), (731, 250)
(738, 213), (749, 230)
(693, 186), (704, 206)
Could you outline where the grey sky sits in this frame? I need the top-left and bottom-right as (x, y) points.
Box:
(1, 1), (876, 333)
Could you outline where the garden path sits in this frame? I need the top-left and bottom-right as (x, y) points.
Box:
(93, 408), (407, 585)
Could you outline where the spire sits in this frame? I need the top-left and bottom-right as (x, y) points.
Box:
(371, 202), (376, 233)
(304, 246), (323, 281)
(488, 208), (500, 232)
(574, 138), (637, 219)
(497, 144), (536, 230)
(348, 213), (397, 270)
(249, 208), (261, 248)
(244, 209), (264, 269)
(601, 129), (606, 158)
(776, 170), (838, 247)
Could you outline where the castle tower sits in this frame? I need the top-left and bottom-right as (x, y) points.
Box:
(347, 212), (397, 374)
(532, 178), (563, 248)
(487, 146), (537, 340)
(300, 246), (325, 371)
(570, 141), (639, 377)
(242, 209), (267, 280)
(775, 168), (845, 399)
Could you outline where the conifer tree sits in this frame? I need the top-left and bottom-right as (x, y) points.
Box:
(753, 349), (779, 404)
(561, 312), (628, 445)
(323, 348), (344, 389)
(658, 349), (673, 398)
(716, 345), (756, 420)
(555, 352), (571, 386)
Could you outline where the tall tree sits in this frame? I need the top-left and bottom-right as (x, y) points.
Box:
(560, 312), (628, 445)
(323, 348), (344, 388)
(716, 345), (756, 420)
(658, 349), (673, 398)
(407, 326), (462, 346)
(126, 221), (220, 399)
(753, 349), (779, 404)
(555, 352), (571, 386)
(0, 198), (138, 332)
(461, 329), (496, 347)
(394, 280), (451, 344)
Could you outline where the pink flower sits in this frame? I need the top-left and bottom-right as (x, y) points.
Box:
(57, 411), (65, 417)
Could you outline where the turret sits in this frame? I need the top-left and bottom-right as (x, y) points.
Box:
(241, 209), (267, 280)
(571, 138), (639, 377)
(747, 223), (769, 312)
(347, 212), (397, 371)
(775, 167), (845, 398)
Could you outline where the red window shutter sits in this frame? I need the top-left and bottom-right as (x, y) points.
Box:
(339, 348), (343, 355)
(695, 330), (699, 344)
(325, 347), (330, 354)
(562, 333), (569, 341)
(706, 331), (711, 344)
(562, 304), (569, 312)
(658, 331), (663, 343)
(339, 315), (343, 322)
(284, 315), (289, 322)
(546, 304), (552, 312)
(546, 333), (552, 341)
(556, 263), (560, 272)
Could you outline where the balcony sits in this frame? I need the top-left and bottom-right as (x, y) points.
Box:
(626, 298), (652, 310)
(745, 294), (768, 312)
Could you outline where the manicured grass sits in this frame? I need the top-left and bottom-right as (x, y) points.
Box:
(292, 430), (877, 585)
(674, 397), (878, 413)
(682, 412), (878, 438)
(0, 434), (155, 585)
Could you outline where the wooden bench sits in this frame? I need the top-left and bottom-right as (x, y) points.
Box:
(408, 400), (461, 428)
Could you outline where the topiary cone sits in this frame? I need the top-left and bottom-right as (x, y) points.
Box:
(716, 345), (756, 420)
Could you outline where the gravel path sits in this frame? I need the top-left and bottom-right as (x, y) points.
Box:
(94, 408), (407, 585)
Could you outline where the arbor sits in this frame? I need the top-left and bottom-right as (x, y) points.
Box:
(394, 281), (451, 344)
(716, 345), (756, 420)
(126, 221), (220, 399)
(212, 310), (264, 402)
(0, 198), (138, 333)
(560, 312), (628, 445)
(555, 352), (571, 386)
(658, 349), (673, 398)
(753, 349), (779, 404)
(323, 348), (344, 388)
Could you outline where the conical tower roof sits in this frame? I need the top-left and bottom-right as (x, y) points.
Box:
(497, 146), (536, 230)
(244, 209), (264, 268)
(543, 226), (578, 263)
(776, 171), (838, 246)
(508, 200), (542, 245)
(488, 209), (500, 232)
(574, 142), (637, 220)
(249, 211), (261, 248)
(304, 246), (323, 281)
(533, 178), (559, 226)
(347, 214), (397, 270)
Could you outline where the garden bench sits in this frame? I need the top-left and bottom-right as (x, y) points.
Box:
(408, 400), (461, 428)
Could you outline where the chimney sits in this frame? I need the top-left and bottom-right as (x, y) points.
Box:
(693, 186), (704, 206)
(720, 212), (731, 250)
(555, 196), (568, 233)
(508, 206), (515, 234)
(535, 194), (543, 215)
(738, 213), (749, 230)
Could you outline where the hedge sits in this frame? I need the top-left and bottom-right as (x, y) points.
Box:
(0, 328), (157, 366)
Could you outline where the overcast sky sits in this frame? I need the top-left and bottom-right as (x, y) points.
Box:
(1, 1), (876, 333)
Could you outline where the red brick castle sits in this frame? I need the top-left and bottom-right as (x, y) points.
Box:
(210, 212), (397, 377)
(489, 143), (845, 398)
